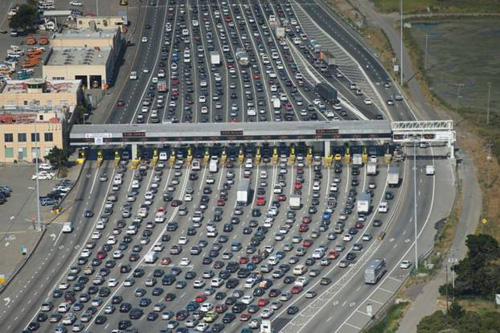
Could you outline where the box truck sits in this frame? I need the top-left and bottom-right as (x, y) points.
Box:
(237, 178), (251, 205)
(426, 165), (435, 176)
(289, 195), (301, 210)
(352, 154), (363, 166)
(210, 51), (221, 66)
(357, 193), (371, 214)
(145, 251), (158, 263)
(367, 162), (378, 175)
(387, 166), (400, 187)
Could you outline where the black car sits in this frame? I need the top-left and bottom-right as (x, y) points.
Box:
(287, 305), (299, 315)
(223, 312), (236, 323)
(112, 296), (123, 304)
(373, 219), (383, 227)
(119, 303), (132, 313)
(118, 320), (132, 329)
(95, 315), (107, 325)
(36, 313), (48, 322)
(129, 308), (144, 320)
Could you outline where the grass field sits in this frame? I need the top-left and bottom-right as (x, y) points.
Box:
(408, 19), (500, 130)
(372, 0), (500, 14)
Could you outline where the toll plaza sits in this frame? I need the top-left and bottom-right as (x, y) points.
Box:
(69, 120), (456, 166)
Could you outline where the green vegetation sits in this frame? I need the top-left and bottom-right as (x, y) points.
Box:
(45, 147), (70, 169)
(417, 302), (500, 333)
(372, 0), (500, 14)
(364, 302), (409, 333)
(406, 19), (500, 159)
(8, 3), (39, 31)
(438, 234), (500, 300)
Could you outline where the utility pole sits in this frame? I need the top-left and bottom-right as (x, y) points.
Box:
(487, 141), (493, 186)
(34, 120), (42, 231)
(400, 0), (404, 86)
(486, 82), (492, 125)
(424, 34), (429, 70)
(455, 83), (464, 113)
(413, 138), (418, 270)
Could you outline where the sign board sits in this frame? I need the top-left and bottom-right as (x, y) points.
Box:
(84, 133), (112, 139)
(0, 274), (5, 283)
(435, 132), (451, 141)
(123, 131), (146, 137)
(496, 294), (500, 305)
(221, 130), (243, 136)
(94, 137), (103, 145)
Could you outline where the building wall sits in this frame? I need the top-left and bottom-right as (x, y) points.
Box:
(0, 91), (77, 110)
(0, 117), (64, 163)
(43, 65), (108, 88)
(50, 29), (122, 52)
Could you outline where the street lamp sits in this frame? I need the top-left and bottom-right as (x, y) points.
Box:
(34, 118), (42, 231)
(413, 137), (419, 270)
(400, 0), (404, 86)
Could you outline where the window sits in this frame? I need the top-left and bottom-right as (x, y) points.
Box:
(23, 100), (28, 105)
(4, 133), (13, 142)
(18, 133), (27, 142)
(44, 133), (53, 142)
(4, 147), (13, 158)
(31, 133), (40, 142)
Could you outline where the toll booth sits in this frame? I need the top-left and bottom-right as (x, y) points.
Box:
(203, 147), (210, 165)
(344, 143), (351, 164)
(131, 146), (141, 169)
(96, 150), (103, 167)
(169, 148), (176, 167)
(362, 146), (368, 164)
(324, 153), (333, 166)
(221, 147), (227, 165)
(272, 146), (278, 164)
(385, 153), (392, 165)
(238, 145), (245, 165)
(288, 145), (296, 164)
(114, 151), (121, 167)
(152, 148), (159, 166)
(306, 146), (313, 165)
(77, 148), (87, 164)
(186, 147), (193, 166)
(255, 146), (261, 165)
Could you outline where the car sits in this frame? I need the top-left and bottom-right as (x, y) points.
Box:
(400, 260), (412, 269)
(142, 36), (148, 43)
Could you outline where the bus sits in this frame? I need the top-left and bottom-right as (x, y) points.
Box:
(364, 258), (386, 284)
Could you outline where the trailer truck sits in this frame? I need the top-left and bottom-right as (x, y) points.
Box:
(357, 193), (372, 214)
(315, 83), (338, 104)
(387, 166), (401, 187)
(237, 178), (251, 206)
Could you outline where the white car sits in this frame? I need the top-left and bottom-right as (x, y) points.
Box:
(107, 278), (119, 287)
(39, 163), (53, 170)
(180, 258), (191, 266)
(113, 250), (123, 259)
(200, 303), (214, 313)
(106, 235), (117, 244)
(241, 295), (254, 305)
(400, 260), (412, 269)
(260, 308), (274, 319)
(343, 234), (353, 242)
(80, 249), (92, 258)
(70, 1), (83, 6)
(195, 322), (209, 332)
(178, 236), (188, 245)
(91, 231), (101, 239)
(141, 36), (148, 43)
(363, 98), (373, 105)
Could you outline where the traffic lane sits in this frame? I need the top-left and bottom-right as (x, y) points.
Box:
(300, 160), (433, 332)
(6, 163), (109, 332)
(109, 3), (164, 124)
(84, 164), (193, 331)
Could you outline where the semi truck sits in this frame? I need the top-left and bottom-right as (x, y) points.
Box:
(237, 178), (251, 206)
(210, 51), (221, 66)
(289, 195), (301, 210)
(319, 50), (335, 67)
(387, 166), (401, 187)
(315, 83), (338, 104)
(357, 193), (372, 214)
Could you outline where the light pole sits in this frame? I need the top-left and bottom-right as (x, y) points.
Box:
(34, 119), (42, 231)
(400, 0), (404, 86)
(424, 34), (429, 70)
(486, 83), (491, 125)
(455, 83), (464, 113)
(413, 137), (419, 270)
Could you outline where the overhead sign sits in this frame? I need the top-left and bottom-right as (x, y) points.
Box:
(123, 131), (146, 137)
(221, 130), (243, 136)
(84, 133), (112, 139)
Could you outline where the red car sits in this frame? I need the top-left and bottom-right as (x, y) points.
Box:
(225, 161), (234, 168)
(129, 253), (140, 262)
(296, 168), (304, 175)
(116, 100), (125, 107)
(291, 286), (303, 294)
(195, 293), (207, 303)
(295, 182), (302, 190)
(239, 257), (249, 265)
(328, 251), (340, 259)
(251, 256), (262, 264)
(299, 224), (309, 232)
(96, 251), (107, 259)
(256, 197), (266, 206)
(277, 194), (286, 202)
(302, 239), (313, 248)
(171, 88), (179, 96)
(253, 73), (261, 80)
(161, 257), (171, 265)
(171, 200), (182, 207)
(170, 78), (180, 85)
(302, 216), (312, 224)
(355, 222), (364, 229)
(217, 199), (225, 206)
(257, 298), (269, 307)
(240, 313), (252, 321)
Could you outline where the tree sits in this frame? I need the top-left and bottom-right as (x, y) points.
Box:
(9, 4), (38, 31)
(448, 301), (464, 320)
(44, 146), (70, 169)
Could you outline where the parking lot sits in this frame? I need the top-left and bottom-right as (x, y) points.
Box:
(24, 143), (406, 333)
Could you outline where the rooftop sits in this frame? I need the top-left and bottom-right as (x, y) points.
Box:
(52, 29), (117, 40)
(0, 79), (81, 94)
(45, 46), (111, 66)
(0, 112), (61, 125)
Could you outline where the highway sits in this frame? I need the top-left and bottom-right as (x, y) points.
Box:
(0, 0), (457, 333)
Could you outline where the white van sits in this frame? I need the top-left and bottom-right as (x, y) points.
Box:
(62, 222), (73, 233)
(293, 264), (307, 276)
(378, 202), (389, 213)
(144, 251), (158, 263)
(113, 174), (123, 185)
(129, 71), (138, 80)
(159, 151), (168, 161)
(426, 165), (435, 176)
